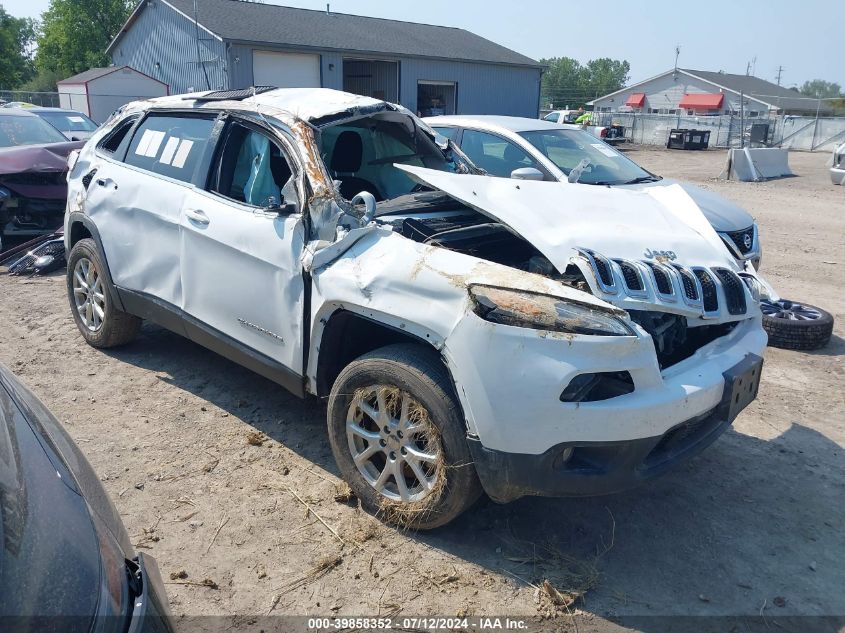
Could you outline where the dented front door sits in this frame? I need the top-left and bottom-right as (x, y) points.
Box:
(178, 121), (306, 374)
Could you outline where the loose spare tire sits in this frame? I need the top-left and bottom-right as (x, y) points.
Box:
(760, 299), (833, 351)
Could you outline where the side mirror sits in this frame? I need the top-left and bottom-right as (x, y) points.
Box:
(510, 167), (544, 181)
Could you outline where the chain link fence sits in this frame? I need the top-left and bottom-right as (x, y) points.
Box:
(0, 90), (62, 107)
(540, 109), (845, 152)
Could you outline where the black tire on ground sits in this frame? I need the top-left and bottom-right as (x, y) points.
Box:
(66, 238), (141, 348)
(761, 299), (834, 351)
(327, 343), (482, 530)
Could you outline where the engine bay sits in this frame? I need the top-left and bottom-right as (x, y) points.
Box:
(375, 190), (743, 369)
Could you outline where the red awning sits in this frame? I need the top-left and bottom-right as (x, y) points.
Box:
(625, 92), (646, 107)
(678, 93), (724, 109)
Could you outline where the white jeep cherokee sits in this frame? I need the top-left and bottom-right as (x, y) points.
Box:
(64, 88), (767, 528)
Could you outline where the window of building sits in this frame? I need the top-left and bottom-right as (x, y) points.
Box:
(125, 114), (215, 183)
(417, 81), (457, 117)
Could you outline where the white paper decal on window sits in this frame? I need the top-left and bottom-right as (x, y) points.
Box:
(68, 116), (85, 123)
(171, 139), (194, 168)
(135, 129), (165, 158)
(159, 136), (180, 165)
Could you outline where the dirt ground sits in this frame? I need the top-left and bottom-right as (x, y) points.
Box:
(0, 148), (843, 632)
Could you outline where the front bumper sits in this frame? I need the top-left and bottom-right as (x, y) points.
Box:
(447, 312), (767, 455)
(831, 166), (845, 186)
(469, 384), (744, 503)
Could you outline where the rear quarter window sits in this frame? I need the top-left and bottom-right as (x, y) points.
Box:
(124, 114), (215, 183)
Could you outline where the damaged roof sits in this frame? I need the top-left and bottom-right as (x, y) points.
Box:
(123, 0), (541, 68)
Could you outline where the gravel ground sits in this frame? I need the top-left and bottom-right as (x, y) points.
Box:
(0, 148), (842, 632)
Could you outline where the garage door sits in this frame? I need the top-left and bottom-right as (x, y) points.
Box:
(252, 51), (321, 88)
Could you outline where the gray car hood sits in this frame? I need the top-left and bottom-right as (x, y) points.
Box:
(621, 179), (755, 232)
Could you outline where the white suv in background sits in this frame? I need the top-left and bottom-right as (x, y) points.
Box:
(832, 142), (845, 185)
(64, 88), (766, 529)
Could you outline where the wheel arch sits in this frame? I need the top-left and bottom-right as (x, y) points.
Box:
(312, 308), (454, 400)
(66, 213), (125, 311)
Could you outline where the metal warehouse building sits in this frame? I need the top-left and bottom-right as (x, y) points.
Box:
(589, 68), (831, 116)
(106, 0), (543, 118)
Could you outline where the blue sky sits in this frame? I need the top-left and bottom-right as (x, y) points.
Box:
(4, 0), (841, 89)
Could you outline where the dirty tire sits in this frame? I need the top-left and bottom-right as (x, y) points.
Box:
(67, 238), (141, 348)
(327, 344), (482, 530)
(761, 299), (833, 351)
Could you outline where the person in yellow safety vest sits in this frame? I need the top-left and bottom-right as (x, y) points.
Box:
(574, 107), (592, 125)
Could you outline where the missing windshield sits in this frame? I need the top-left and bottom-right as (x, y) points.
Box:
(319, 111), (466, 202)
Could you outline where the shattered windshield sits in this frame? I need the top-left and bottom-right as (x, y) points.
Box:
(0, 115), (68, 148)
(319, 112), (465, 201)
(519, 129), (658, 185)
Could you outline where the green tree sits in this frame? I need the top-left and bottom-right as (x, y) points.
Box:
(581, 58), (630, 100)
(0, 5), (37, 88)
(540, 56), (630, 110)
(35, 0), (133, 79)
(799, 79), (842, 99)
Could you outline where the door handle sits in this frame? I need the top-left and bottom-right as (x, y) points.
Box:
(184, 208), (210, 225)
(96, 178), (117, 190)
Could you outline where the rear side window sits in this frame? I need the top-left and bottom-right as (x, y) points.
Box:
(125, 114), (215, 183)
(98, 116), (137, 155)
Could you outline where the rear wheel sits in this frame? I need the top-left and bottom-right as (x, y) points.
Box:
(327, 344), (482, 529)
(761, 298), (833, 351)
(67, 238), (141, 348)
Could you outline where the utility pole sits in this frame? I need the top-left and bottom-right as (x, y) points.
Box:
(673, 45), (680, 77)
(776, 66), (784, 86)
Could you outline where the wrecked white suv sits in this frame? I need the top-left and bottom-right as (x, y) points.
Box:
(64, 88), (767, 529)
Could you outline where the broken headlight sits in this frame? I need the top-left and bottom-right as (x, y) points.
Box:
(470, 286), (634, 336)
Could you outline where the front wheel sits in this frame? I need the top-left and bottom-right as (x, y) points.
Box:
(67, 238), (141, 348)
(327, 344), (482, 529)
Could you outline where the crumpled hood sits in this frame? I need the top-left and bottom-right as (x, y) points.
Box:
(0, 140), (84, 176)
(398, 165), (741, 273)
(624, 179), (754, 232)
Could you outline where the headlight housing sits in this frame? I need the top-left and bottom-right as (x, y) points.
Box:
(470, 285), (634, 336)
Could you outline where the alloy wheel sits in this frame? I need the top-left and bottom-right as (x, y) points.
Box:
(761, 299), (823, 321)
(72, 257), (106, 331)
(346, 385), (443, 503)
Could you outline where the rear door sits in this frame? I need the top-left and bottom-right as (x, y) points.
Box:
(85, 112), (217, 308)
(179, 116), (306, 375)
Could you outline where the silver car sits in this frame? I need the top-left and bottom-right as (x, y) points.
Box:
(832, 142), (845, 185)
(29, 107), (99, 142)
(425, 115), (762, 269)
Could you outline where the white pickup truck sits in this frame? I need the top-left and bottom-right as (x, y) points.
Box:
(542, 109), (626, 145)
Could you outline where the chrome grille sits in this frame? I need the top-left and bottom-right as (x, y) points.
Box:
(615, 260), (644, 291)
(576, 247), (751, 318)
(671, 264), (700, 303)
(712, 268), (747, 315)
(644, 262), (674, 296)
(692, 268), (719, 313)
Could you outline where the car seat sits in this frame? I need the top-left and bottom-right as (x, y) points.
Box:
(330, 131), (381, 200)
